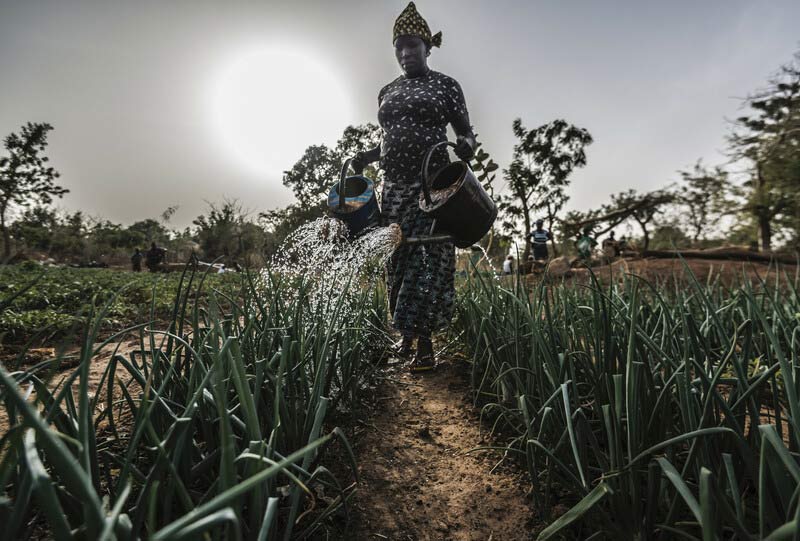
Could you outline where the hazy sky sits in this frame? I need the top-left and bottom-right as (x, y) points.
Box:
(2, 1), (798, 229)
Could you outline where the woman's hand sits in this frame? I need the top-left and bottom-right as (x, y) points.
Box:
(351, 152), (368, 174)
(351, 145), (381, 174)
(454, 134), (476, 161)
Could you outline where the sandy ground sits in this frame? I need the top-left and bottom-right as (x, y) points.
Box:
(568, 256), (797, 286)
(0, 337), (141, 435)
(336, 358), (539, 541)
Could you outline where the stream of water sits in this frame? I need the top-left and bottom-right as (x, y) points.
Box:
(262, 218), (402, 321)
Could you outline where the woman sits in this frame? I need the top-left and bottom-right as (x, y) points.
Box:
(352, 2), (477, 372)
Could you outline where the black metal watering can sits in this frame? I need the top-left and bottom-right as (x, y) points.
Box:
(417, 141), (497, 249)
(326, 158), (380, 237)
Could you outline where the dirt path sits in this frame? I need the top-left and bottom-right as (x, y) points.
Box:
(340, 358), (538, 541)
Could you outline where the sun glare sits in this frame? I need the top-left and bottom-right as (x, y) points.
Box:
(210, 46), (354, 179)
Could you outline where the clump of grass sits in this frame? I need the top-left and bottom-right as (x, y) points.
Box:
(0, 262), (390, 539)
(455, 263), (800, 540)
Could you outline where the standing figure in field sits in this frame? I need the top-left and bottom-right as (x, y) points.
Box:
(131, 248), (143, 272)
(576, 228), (597, 261)
(503, 255), (514, 276)
(145, 242), (166, 272)
(351, 2), (477, 372)
(618, 235), (629, 255)
(529, 219), (553, 262)
(602, 231), (618, 262)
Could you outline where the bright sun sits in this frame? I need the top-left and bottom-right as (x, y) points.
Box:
(210, 46), (354, 178)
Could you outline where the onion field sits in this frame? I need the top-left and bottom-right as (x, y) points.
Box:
(456, 266), (800, 539)
(1, 262), (799, 539)
(1, 265), (389, 539)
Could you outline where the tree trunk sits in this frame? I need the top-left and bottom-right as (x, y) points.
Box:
(522, 202), (531, 260)
(1, 207), (9, 261)
(547, 215), (559, 257)
(758, 212), (772, 252)
(755, 162), (772, 251)
(636, 218), (650, 251)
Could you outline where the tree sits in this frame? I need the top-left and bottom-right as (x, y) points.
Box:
(281, 123), (382, 211)
(193, 199), (267, 261)
(608, 190), (674, 251)
(126, 219), (170, 245)
(728, 51), (800, 251)
(676, 161), (735, 244)
(498, 118), (593, 258)
(266, 124), (383, 251)
(0, 122), (68, 259)
(563, 189), (674, 251)
(10, 206), (59, 253)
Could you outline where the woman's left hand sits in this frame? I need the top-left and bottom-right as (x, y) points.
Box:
(454, 134), (475, 161)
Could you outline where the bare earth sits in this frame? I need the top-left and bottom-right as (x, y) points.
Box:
(338, 359), (539, 541)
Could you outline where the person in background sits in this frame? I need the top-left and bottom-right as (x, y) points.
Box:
(529, 219), (553, 261)
(617, 235), (628, 255)
(503, 255), (514, 275)
(350, 2), (477, 373)
(602, 231), (618, 262)
(145, 242), (166, 273)
(577, 228), (597, 261)
(131, 248), (143, 272)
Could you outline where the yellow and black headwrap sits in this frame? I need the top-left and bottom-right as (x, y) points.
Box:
(393, 2), (442, 48)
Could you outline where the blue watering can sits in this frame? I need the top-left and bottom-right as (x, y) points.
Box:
(326, 158), (380, 237)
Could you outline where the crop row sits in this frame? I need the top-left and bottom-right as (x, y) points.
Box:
(455, 265), (800, 540)
(1, 265), (389, 539)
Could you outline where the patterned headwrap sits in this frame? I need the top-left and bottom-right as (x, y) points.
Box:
(393, 2), (442, 48)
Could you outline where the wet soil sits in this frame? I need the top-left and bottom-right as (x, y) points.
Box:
(336, 358), (539, 541)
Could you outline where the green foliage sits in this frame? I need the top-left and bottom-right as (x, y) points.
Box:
(0, 265), (389, 539)
(192, 198), (269, 263)
(0, 122), (68, 260)
(564, 189), (674, 251)
(729, 51), (800, 250)
(677, 160), (737, 244)
(281, 124), (382, 210)
(498, 118), (593, 257)
(470, 140), (500, 196)
(0, 265), (237, 343)
(9, 207), (190, 265)
(455, 266), (800, 539)
(649, 223), (692, 250)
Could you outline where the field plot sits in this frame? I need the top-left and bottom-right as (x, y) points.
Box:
(0, 265), (239, 345)
(1, 265), (390, 539)
(2, 260), (799, 540)
(456, 263), (800, 539)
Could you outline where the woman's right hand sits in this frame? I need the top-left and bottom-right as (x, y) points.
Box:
(351, 145), (381, 174)
(351, 151), (368, 174)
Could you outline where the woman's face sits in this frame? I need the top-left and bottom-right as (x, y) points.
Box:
(394, 35), (429, 77)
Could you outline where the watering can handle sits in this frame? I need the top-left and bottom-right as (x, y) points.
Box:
(421, 141), (457, 206)
(338, 158), (354, 210)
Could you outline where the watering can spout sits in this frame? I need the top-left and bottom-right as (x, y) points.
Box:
(388, 223), (460, 248)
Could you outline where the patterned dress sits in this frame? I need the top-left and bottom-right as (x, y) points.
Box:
(377, 69), (468, 336)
